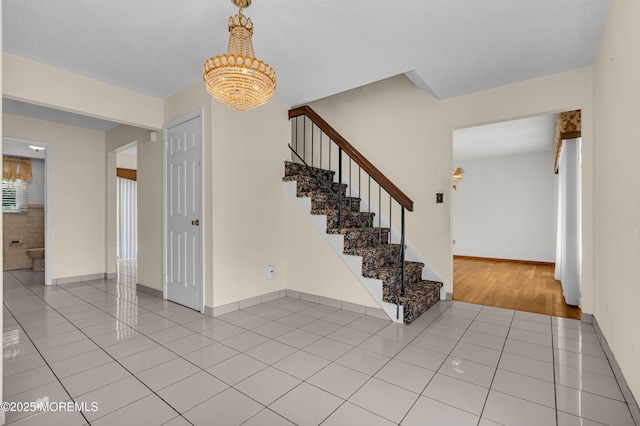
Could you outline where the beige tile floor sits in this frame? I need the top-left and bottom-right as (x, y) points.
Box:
(2, 263), (638, 425)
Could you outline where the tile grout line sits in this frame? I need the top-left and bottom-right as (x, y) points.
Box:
(5, 271), (193, 426)
(475, 307), (515, 425)
(3, 300), (91, 425)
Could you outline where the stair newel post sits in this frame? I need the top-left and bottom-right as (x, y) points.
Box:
(338, 147), (343, 230)
(401, 207), (406, 299)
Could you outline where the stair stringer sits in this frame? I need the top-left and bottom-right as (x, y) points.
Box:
(284, 180), (404, 323)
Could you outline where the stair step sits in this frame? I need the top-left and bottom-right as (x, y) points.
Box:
(312, 210), (375, 231)
(284, 161), (335, 182)
(339, 227), (391, 254)
(383, 280), (443, 324)
(292, 175), (348, 197)
(375, 261), (424, 285)
(357, 244), (402, 276)
(311, 193), (361, 212)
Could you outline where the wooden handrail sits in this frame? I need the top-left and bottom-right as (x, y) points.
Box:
(289, 105), (414, 211)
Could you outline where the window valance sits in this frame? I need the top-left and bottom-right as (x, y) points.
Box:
(3, 156), (33, 182)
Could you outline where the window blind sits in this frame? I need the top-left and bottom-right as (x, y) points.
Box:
(2, 179), (29, 213)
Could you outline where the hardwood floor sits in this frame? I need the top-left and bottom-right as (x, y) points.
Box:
(453, 256), (581, 320)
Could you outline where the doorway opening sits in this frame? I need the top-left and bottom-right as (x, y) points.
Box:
(2, 138), (53, 285)
(451, 112), (582, 318)
(116, 145), (138, 284)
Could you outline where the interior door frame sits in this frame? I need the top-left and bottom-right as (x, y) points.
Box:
(3, 137), (53, 286)
(162, 109), (205, 312)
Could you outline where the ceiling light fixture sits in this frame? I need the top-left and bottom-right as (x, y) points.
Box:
(203, 0), (276, 112)
(452, 167), (465, 190)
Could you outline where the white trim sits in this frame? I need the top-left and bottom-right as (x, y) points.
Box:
(163, 109), (205, 313)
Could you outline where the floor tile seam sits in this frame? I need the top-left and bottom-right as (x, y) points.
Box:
(76, 386), (154, 423)
(11, 279), (202, 422)
(49, 350), (115, 380)
(461, 327), (509, 344)
(334, 346), (395, 377)
(550, 345), (607, 359)
(412, 391), (487, 424)
(504, 334), (553, 349)
(2, 354), (48, 379)
(476, 313), (516, 423)
(554, 402), (621, 426)
(347, 357), (433, 395)
(594, 339), (640, 422)
(552, 378), (627, 402)
(52, 282), (242, 352)
(240, 407), (292, 426)
(495, 363), (555, 384)
(489, 388), (558, 416)
(552, 360), (624, 380)
(555, 382), (635, 405)
(3, 302), (91, 425)
(265, 378), (351, 417)
(345, 383), (420, 425)
(2, 374), (59, 400)
(72, 357), (199, 422)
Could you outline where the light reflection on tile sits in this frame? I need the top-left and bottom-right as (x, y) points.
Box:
(3, 266), (637, 426)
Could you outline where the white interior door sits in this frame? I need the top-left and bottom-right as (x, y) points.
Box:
(165, 114), (203, 311)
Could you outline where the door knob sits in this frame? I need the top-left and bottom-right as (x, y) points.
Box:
(191, 219), (200, 226)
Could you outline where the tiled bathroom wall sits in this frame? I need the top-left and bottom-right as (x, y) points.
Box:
(3, 204), (45, 270)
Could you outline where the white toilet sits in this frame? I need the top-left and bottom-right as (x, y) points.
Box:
(26, 248), (45, 272)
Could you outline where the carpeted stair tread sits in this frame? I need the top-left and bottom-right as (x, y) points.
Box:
(382, 280), (443, 324)
(311, 193), (361, 212)
(312, 210), (376, 232)
(284, 161), (335, 181)
(283, 160), (442, 324)
(375, 261), (425, 286)
(377, 261), (425, 275)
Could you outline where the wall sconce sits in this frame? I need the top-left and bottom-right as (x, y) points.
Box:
(452, 167), (465, 190)
(29, 145), (46, 153)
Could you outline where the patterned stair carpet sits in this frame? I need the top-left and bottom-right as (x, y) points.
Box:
(283, 161), (442, 324)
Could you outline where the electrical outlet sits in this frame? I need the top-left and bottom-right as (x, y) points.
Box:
(266, 264), (275, 280)
(436, 193), (444, 203)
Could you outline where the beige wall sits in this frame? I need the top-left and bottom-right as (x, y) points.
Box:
(285, 195), (378, 306)
(116, 154), (137, 170)
(164, 82), (290, 308)
(3, 114), (107, 280)
(209, 99), (290, 307)
(3, 53), (163, 129)
(306, 68), (593, 310)
(593, 0), (640, 401)
(136, 131), (164, 291)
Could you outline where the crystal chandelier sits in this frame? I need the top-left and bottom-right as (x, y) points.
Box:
(203, 0), (276, 112)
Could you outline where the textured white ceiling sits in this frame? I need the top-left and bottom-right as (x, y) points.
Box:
(2, 0), (610, 107)
(453, 114), (557, 161)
